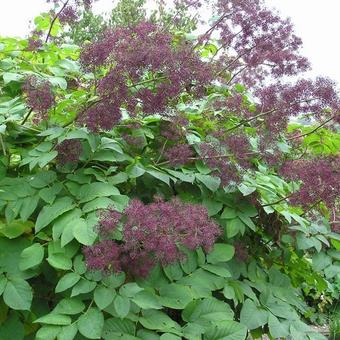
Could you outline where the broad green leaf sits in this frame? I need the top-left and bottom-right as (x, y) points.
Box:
(139, 310), (181, 334)
(240, 299), (268, 330)
(36, 325), (61, 340)
(77, 182), (120, 203)
(36, 197), (75, 232)
(47, 253), (72, 270)
(3, 278), (32, 310)
(94, 286), (115, 310)
(0, 220), (34, 239)
(159, 284), (194, 309)
(221, 207), (238, 219)
(196, 174), (220, 192)
(73, 218), (97, 246)
(34, 314), (72, 326)
(119, 282), (143, 298)
(20, 195), (39, 221)
(55, 273), (81, 293)
(132, 290), (162, 310)
(53, 298), (85, 315)
(57, 324), (78, 340)
(225, 218), (245, 238)
(207, 244), (235, 264)
(114, 294), (130, 318)
(78, 307), (104, 339)
(71, 279), (96, 297)
(19, 243), (44, 270)
(103, 318), (137, 339)
(204, 320), (247, 340)
(268, 314), (290, 338)
(201, 264), (232, 278)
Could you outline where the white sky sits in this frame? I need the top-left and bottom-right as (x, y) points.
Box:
(0, 0), (339, 84)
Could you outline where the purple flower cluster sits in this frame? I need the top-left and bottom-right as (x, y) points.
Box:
(97, 208), (122, 237)
(280, 157), (340, 210)
(122, 198), (221, 275)
(79, 21), (212, 131)
(213, 0), (310, 86)
(59, 5), (78, 25)
(83, 240), (121, 273)
(84, 198), (221, 277)
(164, 144), (194, 166)
(255, 77), (340, 134)
(22, 76), (55, 122)
(56, 139), (83, 165)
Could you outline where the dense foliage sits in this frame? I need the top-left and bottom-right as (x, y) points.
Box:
(0, 0), (339, 339)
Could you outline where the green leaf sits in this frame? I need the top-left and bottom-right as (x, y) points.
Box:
(204, 320), (247, 340)
(82, 197), (114, 213)
(201, 264), (232, 278)
(3, 278), (32, 310)
(78, 307), (104, 339)
(0, 220), (34, 239)
(196, 174), (220, 192)
(94, 286), (115, 310)
(71, 279), (96, 297)
(139, 310), (181, 334)
(36, 325), (61, 340)
(225, 218), (245, 238)
(207, 244), (235, 264)
(182, 298), (234, 326)
(35, 314), (72, 326)
(202, 198), (223, 217)
(20, 195), (40, 221)
(36, 197), (75, 232)
(53, 298), (85, 315)
(57, 324), (78, 340)
(19, 243), (44, 270)
(73, 217), (97, 246)
(268, 314), (290, 338)
(240, 299), (268, 330)
(159, 284), (194, 309)
(3, 72), (23, 84)
(119, 282), (143, 298)
(47, 253), (72, 270)
(132, 290), (162, 310)
(221, 207), (238, 219)
(126, 163), (146, 178)
(114, 294), (130, 318)
(77, 182), (120, 203)
(103, 318), (137, 339)
(55, 273), (81, 293)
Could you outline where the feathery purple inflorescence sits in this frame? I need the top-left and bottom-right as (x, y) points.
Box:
(84, 198), (221, 277)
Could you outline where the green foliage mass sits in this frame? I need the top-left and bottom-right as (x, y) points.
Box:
(0, 1), (339, 340)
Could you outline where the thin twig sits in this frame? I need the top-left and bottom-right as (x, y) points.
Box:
(287, 115), (337, 141)
(45, 0), (70, 43)
(21, 108), (33, 125)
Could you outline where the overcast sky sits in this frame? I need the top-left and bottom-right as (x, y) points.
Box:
(0, 0), (339, 84)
